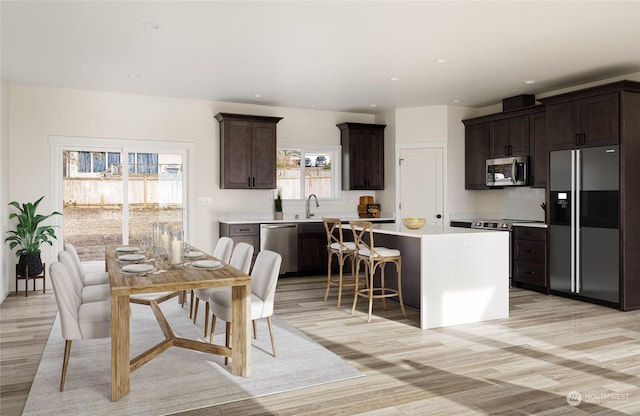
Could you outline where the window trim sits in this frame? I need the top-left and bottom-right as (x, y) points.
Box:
(277, 142), (341, 201)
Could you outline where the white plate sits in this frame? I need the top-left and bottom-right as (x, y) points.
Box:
(122, 264), (154, 273)
(191, 260), (221, 269)
(116, 246), (139, 253)
(184, 251), (204, 258)
(118, 254), (146, 261)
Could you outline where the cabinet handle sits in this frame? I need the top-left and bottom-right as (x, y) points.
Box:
(575, 133), (581, 146)
(528, 271), (536, 276)
(247, 177), (251, 187)
(504, 145), (509, 156)
(581, 133), (587, 146)
(252, 177), (255, 187)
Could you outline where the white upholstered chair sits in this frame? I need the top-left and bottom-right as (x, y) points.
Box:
(209, 249), (282, 365)
(58, 250), (110, 303)
(192, 242), (254, 336)
(322, 217), (357, 307)
(64, 243), (109, 286)
(189, 237), (234, 318)
(49, 261), (111, 391)
(349, 220), (407, 322)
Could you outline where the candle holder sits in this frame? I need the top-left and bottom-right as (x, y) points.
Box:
(170, 230), (184, 267)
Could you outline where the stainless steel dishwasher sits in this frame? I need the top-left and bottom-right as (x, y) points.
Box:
(260, 223), (298, 274)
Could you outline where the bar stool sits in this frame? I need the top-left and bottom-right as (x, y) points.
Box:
(322, 218), (357, 308)
(349, 220), (406, 322)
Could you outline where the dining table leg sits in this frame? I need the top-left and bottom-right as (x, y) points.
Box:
(231, 283), (251, 377)
(111, 293), (130, 401)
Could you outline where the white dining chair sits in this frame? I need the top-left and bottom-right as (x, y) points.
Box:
(64, 243), (109, 286)
(189, 237), (234, 318)
(192, 242), (254, 336)
(209, 249), (282, 365)
(49, 261), (111, 391)
(58, 250), (111, 303)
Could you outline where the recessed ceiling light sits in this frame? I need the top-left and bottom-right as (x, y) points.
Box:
(435, 58), (449, 64)
(524, 80), (536, 84)
(369, 104), (377, 108)
(253, 94), (263, 98)
(141, 22), (161, 30)
(127, 73), (142, 78)
(452, 99), (462, 104)
(389, 77), (401, 82)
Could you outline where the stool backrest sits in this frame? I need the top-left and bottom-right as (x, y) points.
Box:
(322, 217), (349, 250)
(349, 220), (379, 256)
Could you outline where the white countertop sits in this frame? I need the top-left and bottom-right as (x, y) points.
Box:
(512, 222), (548, 228)
(347, 223), (503, 238)
(218, 216), (396, 225)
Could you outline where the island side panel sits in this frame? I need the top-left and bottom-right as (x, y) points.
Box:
(420, 231), (509, 330)
(372, 233), (422, 309)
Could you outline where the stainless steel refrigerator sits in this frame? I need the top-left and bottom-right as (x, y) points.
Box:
(549, 145), (619, 305)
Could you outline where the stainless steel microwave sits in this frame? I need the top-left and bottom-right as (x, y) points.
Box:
(486, 156), (528, 187)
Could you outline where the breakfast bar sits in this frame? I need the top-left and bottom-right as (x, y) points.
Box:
(349, 223), (509, 329)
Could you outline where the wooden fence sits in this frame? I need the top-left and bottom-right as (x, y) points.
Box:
(63, 177), (182, 207)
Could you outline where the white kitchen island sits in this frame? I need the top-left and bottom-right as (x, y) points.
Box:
(350, 223), (509, 330)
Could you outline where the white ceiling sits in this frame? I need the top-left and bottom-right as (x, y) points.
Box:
(2, 1), (640, 114)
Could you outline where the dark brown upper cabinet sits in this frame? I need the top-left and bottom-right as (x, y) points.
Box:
(215, 113), (283, 189)
(463, 122), (490, 190)
(545, 91), (620, 151)
(489, 114), (530, 158)
(463, 106), (544, 190)
(337, 122), (385, 190)
(529, 110), (547, 188)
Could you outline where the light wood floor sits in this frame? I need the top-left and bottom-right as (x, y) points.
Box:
(2, 276), (639, 415)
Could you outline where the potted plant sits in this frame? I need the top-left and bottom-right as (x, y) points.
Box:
(4, 196), (62, 277)
(274, 190), (283, 220)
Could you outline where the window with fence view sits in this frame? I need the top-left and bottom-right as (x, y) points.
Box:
(276, 148), (334, 200)
(62, 150), (185, 261)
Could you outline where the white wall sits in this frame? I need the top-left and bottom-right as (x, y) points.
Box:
(4, 84), (379, 294)
(1, 78), (9, 302)
(374, 110), (396, 216)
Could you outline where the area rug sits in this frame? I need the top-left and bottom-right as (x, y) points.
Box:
(22, 299), (363, 415)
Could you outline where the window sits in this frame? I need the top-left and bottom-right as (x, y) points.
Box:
(276, 144), (340, 200)
(52, 136), (192, 261)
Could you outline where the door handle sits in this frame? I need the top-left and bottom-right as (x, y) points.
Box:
(436, 214), (442, 219)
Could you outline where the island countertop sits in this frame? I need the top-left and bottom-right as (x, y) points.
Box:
(366, 223), (501, 238)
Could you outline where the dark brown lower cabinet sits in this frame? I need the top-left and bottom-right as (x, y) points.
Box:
(513, 226), (548, 293)
(219, 223), (259, 266)
(297, 223), (329, 276)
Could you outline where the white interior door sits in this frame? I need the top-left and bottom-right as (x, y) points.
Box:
(398, 146), (444, 232)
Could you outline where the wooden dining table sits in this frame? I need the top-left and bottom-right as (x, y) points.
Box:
(106, 245), (252, 401)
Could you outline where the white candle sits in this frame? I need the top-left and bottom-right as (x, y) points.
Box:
(171, 240), (182, 264)
(161, 233), (170, 253)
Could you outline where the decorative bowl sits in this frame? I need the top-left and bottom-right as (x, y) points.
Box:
(402, 217), (426, 229)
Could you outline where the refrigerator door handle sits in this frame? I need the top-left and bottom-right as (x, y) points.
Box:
(570, 150), (576, 293)
(575, 149), (581, 293)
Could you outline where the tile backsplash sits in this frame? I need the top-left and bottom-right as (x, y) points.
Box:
(503, 187), (546, 221)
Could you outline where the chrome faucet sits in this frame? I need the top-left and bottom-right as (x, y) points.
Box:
(305, 194), (319, 219)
